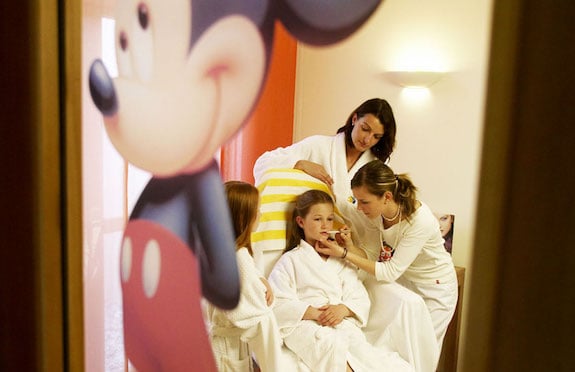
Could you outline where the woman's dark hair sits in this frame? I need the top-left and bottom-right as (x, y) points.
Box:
(443, 220), (454, 254)
(351, 160), (418, 218)
(438, 214), (454, 254)
(285, 189), (334, 253)
(224, 181), (259, 255)
(336, 98), (396, 162)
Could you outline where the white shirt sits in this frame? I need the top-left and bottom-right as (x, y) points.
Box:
(374, 202), (456, 284)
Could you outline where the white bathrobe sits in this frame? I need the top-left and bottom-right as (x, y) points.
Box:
(268, 241), (413, 372)
(362, 277), (440, 372)
(253, 133), (382, 255)
(205, 247), (295, 372)
(374, 202), (458, 352)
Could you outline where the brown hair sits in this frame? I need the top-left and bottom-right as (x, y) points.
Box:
(351, 160), (419, 219)
(336, 98), (397, 163)
(224, 181), (259, 255)
(285, 189), (334, 253)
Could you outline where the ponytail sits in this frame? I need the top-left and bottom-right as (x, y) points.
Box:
(351, 160), (419, 219)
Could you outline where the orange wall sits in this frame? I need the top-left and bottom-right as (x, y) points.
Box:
(221, 22), (296, 184)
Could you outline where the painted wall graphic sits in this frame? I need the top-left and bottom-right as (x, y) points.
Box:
(434, 212), (455, 254)
(88, 0), (382, 370)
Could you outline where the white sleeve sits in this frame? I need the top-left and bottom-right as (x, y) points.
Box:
(340, 264), (371, 327)
(224, 250), (271, 329)
(374, 220), (430, 282)
(267, 255), (309, 337)
(253, 136), (322, 185)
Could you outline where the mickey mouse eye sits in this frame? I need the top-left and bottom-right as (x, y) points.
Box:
(119, 31), (128, 51)
(137, 3), (150, 30)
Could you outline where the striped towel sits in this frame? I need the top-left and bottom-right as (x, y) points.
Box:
(252, 168), (345, 256)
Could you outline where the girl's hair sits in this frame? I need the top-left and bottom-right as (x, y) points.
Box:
(336, 98), (397, 163)
(285, 189), (334, 253)
(351, 160), (419, 218)
(224, 181), (259, 255)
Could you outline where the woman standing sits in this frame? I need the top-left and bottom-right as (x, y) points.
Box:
(315, 160), (458, 355)
(253, 98), (397, 254)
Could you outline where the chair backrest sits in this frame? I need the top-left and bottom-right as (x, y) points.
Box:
(252, 168), (344, 277)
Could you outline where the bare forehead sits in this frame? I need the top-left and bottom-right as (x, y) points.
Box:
(308, 202), (334, 215)
(352, 185), (377, 199)
(359, 113), (384, 134)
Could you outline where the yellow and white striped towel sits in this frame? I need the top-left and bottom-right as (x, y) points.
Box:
(252, 168), (344, 275)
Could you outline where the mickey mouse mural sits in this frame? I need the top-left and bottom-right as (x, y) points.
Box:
(89, 0), (382, 370)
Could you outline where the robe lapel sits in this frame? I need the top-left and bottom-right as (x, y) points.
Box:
(300, 241), (343, 283)
(330, 133), (352, 201)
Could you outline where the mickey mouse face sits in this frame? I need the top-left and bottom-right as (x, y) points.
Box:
(115, 2), (155, 83)
(89, 0), (383, 177)
(92, 0), (266, 176)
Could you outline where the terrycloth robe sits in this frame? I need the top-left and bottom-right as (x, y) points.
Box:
(362, 277), (440, 372)
(268, 241), (413, 372)
(205, 248), (291, 371)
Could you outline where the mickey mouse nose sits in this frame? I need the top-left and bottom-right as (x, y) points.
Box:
(89, 59), (118, 116)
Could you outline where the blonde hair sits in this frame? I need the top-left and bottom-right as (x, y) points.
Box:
(224, 181), (259, 255)
(351, 160), (419, 219)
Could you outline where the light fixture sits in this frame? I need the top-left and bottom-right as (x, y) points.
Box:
(384, 71), (446, 88)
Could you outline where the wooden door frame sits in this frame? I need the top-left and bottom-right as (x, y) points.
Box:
(462, 0), (575, 370)
(3, 0), (574, 371)
(0, 0), (83, 370)
(63, 0), (85, 370)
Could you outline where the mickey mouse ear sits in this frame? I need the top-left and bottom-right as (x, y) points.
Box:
(276, 0), (382, 45)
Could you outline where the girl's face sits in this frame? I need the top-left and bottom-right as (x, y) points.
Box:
(435, 213), (453, 236)
(296, 202), (335, 245)
(350, 113), (384, 152)
(352, 185), (385, 219)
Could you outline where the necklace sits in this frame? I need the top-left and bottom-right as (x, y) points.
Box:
(379, 208), (403, 262)
(382, 204), (401, 222)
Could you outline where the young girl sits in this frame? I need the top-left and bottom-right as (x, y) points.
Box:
(316, 160), (458, 356)
(267, 189), (412, 372)
(205, 181), (288, 371)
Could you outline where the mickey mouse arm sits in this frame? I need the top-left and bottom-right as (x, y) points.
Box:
(188, 160), (241, 309)
(130, 162), (240, 310)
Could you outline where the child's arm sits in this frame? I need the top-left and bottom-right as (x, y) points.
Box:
(259, 277), (274, 306)
(316, 304), (353, 326)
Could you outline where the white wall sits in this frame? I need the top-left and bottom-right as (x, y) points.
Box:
(294, 0), (493, 367)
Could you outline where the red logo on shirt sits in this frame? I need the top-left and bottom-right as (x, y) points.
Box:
(378, 242), (394, 262)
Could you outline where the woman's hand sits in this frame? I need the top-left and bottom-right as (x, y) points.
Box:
(259, 277), (274, 306)
(335, 226), (353, 248)
(294, 160), (334, 188)
(317, 304), (350, 327)
(315, 237), (346, 258)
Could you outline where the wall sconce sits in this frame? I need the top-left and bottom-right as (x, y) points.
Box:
(384, 71), (446, 88)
